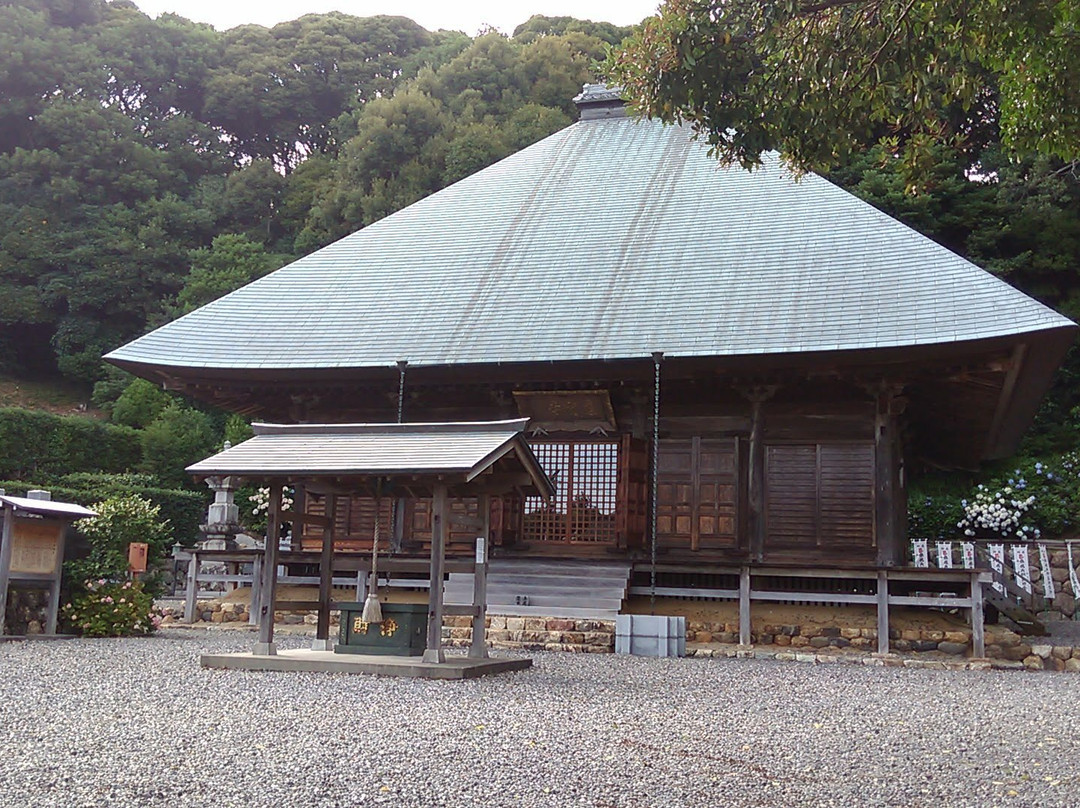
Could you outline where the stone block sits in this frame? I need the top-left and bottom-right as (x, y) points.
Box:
(1031, 644), (1053, 659)
(584, 631), (614, 647)
(758, 633), (774, 645)
(988, 628), (1021, 647)
(912, 640), (939, 652)
(1065, 658), (1080, 672)
(488, 616), (506, 630)
(938, 642), (968, 656)
(716, 631), (736, 644)
(1023, 655), (1044, 671)
(830, 638), (850, 648)
(695, 631), (713, 644)
(850, 637), (873, 649)
(524, 618), (548, 632)
(780, 625), (800, 637)
(774, 634), (791, 647)
(820, 627), (841, 638)
(892, 639), (911, 652)
(1046, 657), (1066, 672)
(795, 653), (817, 664)
(774, 652), (795, 662)
(900, 629), (921, 642)
(210, 611), (225, 624)
(506, 617), (525, 631)
(943, 631), (969, 644)
(809, 637), (831, 649)
(790, 636), (809, 648)
(487, 629), (510, 642)
(862, 628), (878, 640)
(563, 632), (585, 645)
(1002, 644), (1033, 661)
(546, 619), (575, 632)
(800, 626), (819, 638)
(923, 630), (945, 642)
(840, 628), (862, 640)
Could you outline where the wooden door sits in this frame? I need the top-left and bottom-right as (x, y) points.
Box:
(656, 437), (738, 551)
(764, 441), (875, 558)
(521, 440), (620, 546)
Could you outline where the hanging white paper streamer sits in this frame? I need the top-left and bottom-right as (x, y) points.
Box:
(1039, 544), (1055, 601)
(988, 543), (1006, 594)
(1011, 545), (1032, 594)
(961, 542), (976, 570)
(912, 539), (929, 568)
(936, 541), (953, 569)
(1068, 542), (1080, 597)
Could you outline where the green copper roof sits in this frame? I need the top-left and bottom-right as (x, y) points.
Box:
(106, 115), (1074, 372)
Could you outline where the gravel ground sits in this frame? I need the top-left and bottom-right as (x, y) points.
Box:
(1, 631), (1078, 808)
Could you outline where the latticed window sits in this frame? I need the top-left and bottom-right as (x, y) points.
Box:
(523, 441), (619, 544)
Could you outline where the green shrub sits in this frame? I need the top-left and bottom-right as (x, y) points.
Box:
(69, 494), (173, 587)
(111, 378), (171, 428)
(62, 579), (160, 637)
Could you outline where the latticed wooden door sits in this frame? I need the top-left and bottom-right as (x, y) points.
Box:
(522, 440), (620, 545)
(656, 437), (739, 551)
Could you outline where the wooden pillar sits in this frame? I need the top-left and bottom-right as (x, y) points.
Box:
(255, 481), (283, 655)
(423, 484), (447, 664)
(970, 571), (986, 658)
(873, 386), (905, 567)
(0, 504), (14, 636)
(45, 527), (66, 635)
(469, 495), (490, 659)
(313, 493), (337, 651)
(738, 565), (751, 646)
(249, 554), (261, 626)
(183, 549), (199, 624)
(747, 397), (766, 563)
(876, 570), (890, 655)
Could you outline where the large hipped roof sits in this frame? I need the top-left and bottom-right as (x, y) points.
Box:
(107, 114), (1073, 374)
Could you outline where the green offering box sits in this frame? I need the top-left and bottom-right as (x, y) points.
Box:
(335, 602), (428, 656)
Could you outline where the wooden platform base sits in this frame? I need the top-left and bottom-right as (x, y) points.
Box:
(200, 648), (532, 679)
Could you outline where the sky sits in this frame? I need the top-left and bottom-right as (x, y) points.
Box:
(132, 0), (661, 35)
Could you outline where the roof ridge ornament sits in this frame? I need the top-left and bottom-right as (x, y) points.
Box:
(573, 83), (627, 121)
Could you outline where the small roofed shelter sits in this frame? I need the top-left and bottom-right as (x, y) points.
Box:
(186, 419), (553, 666)
(0, 491), (96, 636)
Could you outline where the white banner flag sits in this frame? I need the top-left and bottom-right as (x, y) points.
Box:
(936, 541), (953, 569)
(1039, 544), (1055, 601)
(961, 542), (976, 570)
(1011, 545), (1032, 594)
(989, 543), (1006, 594)
(1069, 542), (1080, 597)
(912, 539), (929, 568)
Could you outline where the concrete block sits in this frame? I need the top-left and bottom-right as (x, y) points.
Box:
(615, 615), (686, 658)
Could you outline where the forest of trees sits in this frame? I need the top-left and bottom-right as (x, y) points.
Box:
(3, 0), (1080, 537)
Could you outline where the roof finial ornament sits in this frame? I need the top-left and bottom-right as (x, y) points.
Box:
(573, 83), (627, 121)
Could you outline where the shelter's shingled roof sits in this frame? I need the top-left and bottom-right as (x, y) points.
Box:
(107, 114), (1073, 373)
(186, 419), (554, 497)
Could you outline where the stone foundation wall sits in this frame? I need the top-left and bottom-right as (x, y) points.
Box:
(687, 621), (974, 655)
(3, 587), (49, 635)
(442, 615), (615, 653)
(1032, 544), (1079, 621)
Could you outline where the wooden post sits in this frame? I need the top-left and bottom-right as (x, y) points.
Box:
(45, 525), (66, 635)
(0, 504), (14, 635)
(183, 549), (199, 624)
(747, 397), (766, 562)
(739, 565), (751, 646)
(470, 496), (490, 659)
(970, 570), (986, 658)
(249, 554), (261, 626)
(875, 389), (897, 566)
(423, 484), (447, 664)
(876, 570), (889, 654)
(254, 481), (283, 655)
(313, 493), (337, 651)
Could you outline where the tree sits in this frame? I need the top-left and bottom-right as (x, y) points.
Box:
(139, 403), (216, 488)
(111, 378), (171, 428)
(609, 0), (1080, 178)
(172, 233), (279, 316)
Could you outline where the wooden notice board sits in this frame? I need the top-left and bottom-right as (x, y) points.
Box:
(9, 518), (63, 576)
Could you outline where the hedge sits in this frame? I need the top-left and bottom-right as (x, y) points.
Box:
(0, 408), (140, 479)
(0, 475), (207, 546)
